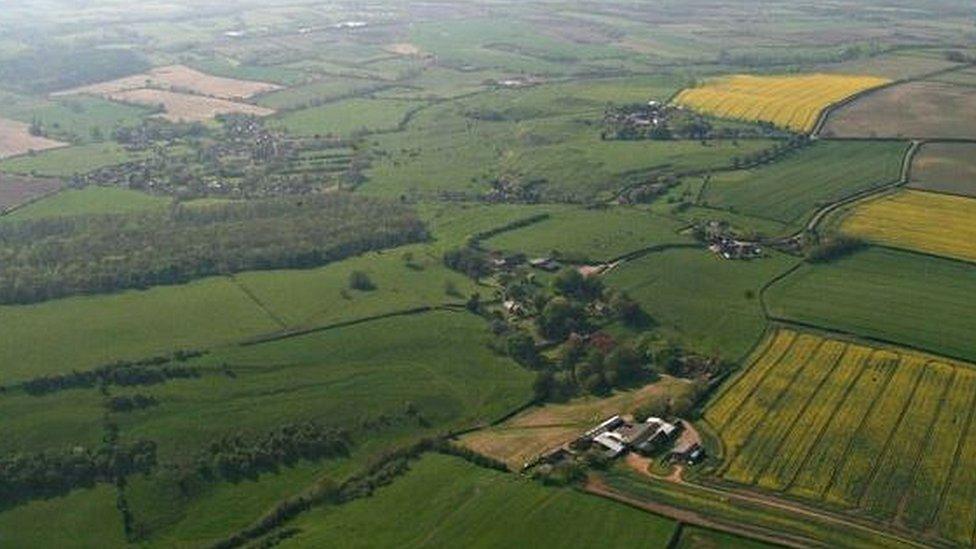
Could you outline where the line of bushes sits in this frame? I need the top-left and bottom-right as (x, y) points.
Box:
(20, 351), (205, 395)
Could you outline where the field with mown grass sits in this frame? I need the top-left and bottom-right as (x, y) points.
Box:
(841, 190), (976, 263)
(706, 328), (976, 544)
(765, 247), (976, 362)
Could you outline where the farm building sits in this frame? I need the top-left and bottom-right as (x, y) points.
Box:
(587, 416), (679, 458)
(529, 257), (561, 272)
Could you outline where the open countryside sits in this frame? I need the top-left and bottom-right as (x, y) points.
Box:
(0, 1), (974, 548)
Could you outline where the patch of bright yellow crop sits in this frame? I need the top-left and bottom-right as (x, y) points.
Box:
(843, 190), (976, 263)
(674, 73), (889, 132)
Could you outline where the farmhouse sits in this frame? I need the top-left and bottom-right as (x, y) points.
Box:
(709, 236), (762, 260)
(529, 257), (561, 272)
(587, 415), (679, 458)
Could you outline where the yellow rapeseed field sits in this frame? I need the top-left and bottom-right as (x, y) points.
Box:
(674, 73), (889, 132)
(843, 190), (976, 263)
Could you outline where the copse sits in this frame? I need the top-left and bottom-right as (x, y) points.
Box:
(0, 194), (427, 305)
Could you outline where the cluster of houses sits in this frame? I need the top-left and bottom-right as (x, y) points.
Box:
(708, 236), (763, 260)
(697, 220), (763, 260)
(604, 101), (675, 132)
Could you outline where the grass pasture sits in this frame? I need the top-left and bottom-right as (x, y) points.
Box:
(281, 453), (676, 548)
(822, 80), (976, 139)
(115, 311), (533, 542)
(3, 186), (169, 220)
(766, 247), (976, 363)
(484, 206), (694, 262)
(0, 276), (279, 383)
(909, 142), (976, 197)
(701, 140), (906, 229)
(841, 190), (976, 263)
(0, 486), (127, 547)
(0, 142), (148, 177)
(674, 74), (889, 132)
(364, 90), (773, 201)
(706, 328), (976, 543)
(273, 98), (423, 137)
(606, 248), (798, 360)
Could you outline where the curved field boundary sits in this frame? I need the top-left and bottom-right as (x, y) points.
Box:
(811, 62), (976, 137)
(799, 139), (919, 238)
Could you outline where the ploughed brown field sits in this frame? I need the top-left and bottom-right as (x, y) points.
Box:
(0, 173), (63, 213)
(909, 142), (976, 197)
(822, 80), (976, 139)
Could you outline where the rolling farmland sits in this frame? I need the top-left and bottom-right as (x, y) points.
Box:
(706, 328), (976, 542)
(673, 74), (889, 133)
(841, 190), (976, 263)
(701, 140), (906, 228)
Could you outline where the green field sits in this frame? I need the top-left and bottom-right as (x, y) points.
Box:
(272, 98), (425, 137)
(675, 525), (774, 549)
(701, 141), (907, 230)
(119, 311), (531, 543)
(607, 248), (798, 360)
(0, 276), (278, 383)
(0, 486), (128, 547)
(766, 247), (976, 362)
(4, 187), (169, 220)
(282, 453), (676, 548)
(255, 78), (387, 111)
(0, 311), (534, 546)
(0, 143), (148, 177)
(706, 328), (976, 544)
(484, 206), (694, 262)
(0, 95), (150, 144)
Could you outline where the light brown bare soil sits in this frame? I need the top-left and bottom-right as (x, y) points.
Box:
(106, 89), (275, 122)
(0, 118), (69, 160)
(460, 377), (691, 468)
(54, 64), (281, 100)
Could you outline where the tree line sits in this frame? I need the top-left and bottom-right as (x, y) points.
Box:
(0, 194), (427, 304)
(19, 351), (205, 395)
(0, 440), (157, 510)
(191, 422), (352, 483)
